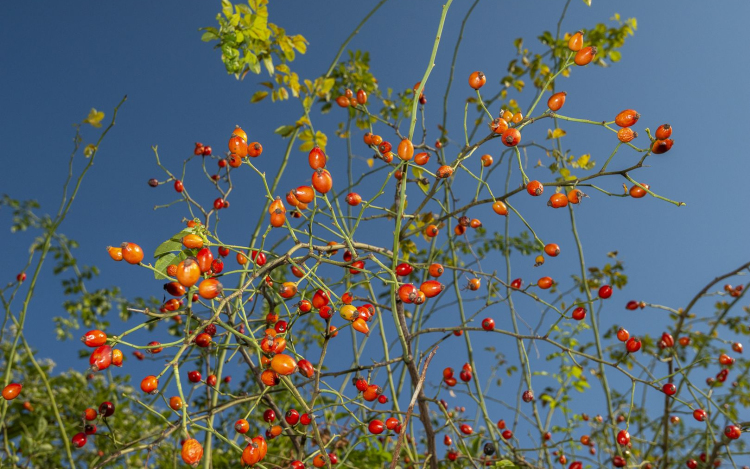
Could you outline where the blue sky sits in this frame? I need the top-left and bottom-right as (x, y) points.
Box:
(2, 0), (750, 459)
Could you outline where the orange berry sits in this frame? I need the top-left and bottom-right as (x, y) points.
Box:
(526, 180), (543, 196)
(311, 169), (333, 194)
(547, 92), (566, 112)
(490, 117), (509, 135)
(176, 258), (201, 287)
(120, 242), (144, 264)
(615, 109), (640, 128)
(617, 128), (637, 143)
(169, 396), (183, 410)
(492, 201), (508, 216)
(414, 152), (430, 165)
(140, 375), (159, 394)
(652, 139), (674, 154)
(481, 154), (493, 167)
(538, 277), (554, 289)
(181, 439), (204, 467)
(655, 124), (672, 140)
(270, 354), (298, 376)
(247, 142), (263, 158)
(574, 46), (596, 66)
(182, 234), (204, 249)
(629, 183), (649, 199)
(568, 31), (584, 52)
(424, 224), (439, 237)
(544, 243), (560, 257)
(231, 126), (248, 142)
(468, 71), (486, 90)
(397, 139), (414, 161)
(567, 189), (585, 204)
(501, 128), (521, 147)
(511, 112), (523, 124)
(107, 246), (123, 261)
(548, 193), (568, 209)
(2, 383), (22, 401)
(436, 165), (454, 178)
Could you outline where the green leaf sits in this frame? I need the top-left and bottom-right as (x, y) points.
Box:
(154, 252), (177, 280)
(411, 167), (429, 194)
(274, 125), (296, 137)
(201, 31), (218, 42)
(609, 50), (622, 62)
(251, 91), (269, 103)
(153, 230), (193, 258)
(496, 461), (520, 468)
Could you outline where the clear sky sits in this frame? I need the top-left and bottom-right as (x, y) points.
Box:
(2, 0), (750, 460)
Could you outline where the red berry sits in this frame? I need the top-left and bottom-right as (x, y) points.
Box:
(662, 383), (677, 395)
(598, 285), (612, 299)
(482, 318), (495, 331)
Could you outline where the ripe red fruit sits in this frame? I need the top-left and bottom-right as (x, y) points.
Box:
(547, 91), (566, 112)
(626, 337), (642, 353)
(568, 31), (583, 51)
(188, 370), (202, 383)
(598, 285), (613, 299)
(308, 146), (326, 169)
(395, 263), (413, 276)
(2, 383), (22, 401)
(367, 419), (385, 435)
(615, 109), (640, 128)
(572, 307), (586, 321)
(460, 424), (473, 435)
(544, 243), (560, 257)
(174, 179), (184, 192)
(617, 327), (630, 342)
(522, 390), (534, 402)
(526, 180), (543, 196)
(285, 409), (300, 425)
(652, 138), (674, 154)
(655, 124), (672, 140)
(724, 424), (742, 440)
(345, 193), (362, 206)
(468, 71), (486, 90)
(626, 300), (639, 310)
(502, 430), (513, 440)
(140, 375), (159, 394)
(89, 344), (113, 371)
(82, 330), (107, 348)
(693, 409), (707, 422)
(72, 432), (87, 448)
(501, 128), (521, 147)
(98, 401), (115, 417)
(616, 429), (630, 445)
(662, 383), (677, 395)
(510, 278), (523, 289)
(263, 409), (276, 423)
(574, 46), (596, 66)
(482, 318), (495, 331)
(16, 272), (26, 282)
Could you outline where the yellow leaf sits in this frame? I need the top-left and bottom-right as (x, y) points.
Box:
(296, 116), (310, 127)
(84, 109), (105, 128)
(577, 154), (590, 166)
(366, 158), (374, 168)
(83, 144), (97, 158)
(548, 128), (566, 139)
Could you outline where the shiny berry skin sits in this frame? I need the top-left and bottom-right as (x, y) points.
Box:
(492, 200), (508, 216)
(548, 193), (568, 208)
(626, 337), (642, 353)
(282, 409), (299, 426)
(140, 375), (159, 394)
(481, 154), (493, 166)
(662, 383), (676, 395)
(538, 276), (553, 289)
(2, 383), (22, 401)
(526, 180), (543, 196)
(693, 408), (707, 422)
(468, 71), (486, 90)
(626, 300), (639, 310)
(377, 394), (388, 404)
(544, 243), (560, 257)
(89, 344), (112, 371)
(202, 146), (212, 156)
(572, 307), (586, 321)
(686, 460), (698, 469)
(72, 432), (87, 448)
(574, 46), (596, 66)
(547, 91), (566, 112)
(298, 359), (315, 379)
(345, 193), (362, 206)
(213, 198), (225, 210)
(725, 424), (742, 439)
(510, 278), (522, 289)
(613, 456), (626, 468)
(482, 318), (495, 331)
(98, 401), (115, 417)
(395, 263), (413, 276)
(652, 138), (674, 154)
(300, 413), (312, 425)
(460, 424), (473, 435)
(568, 31), (583, 51)
(616, 429), (630, 445)
(630, 183), (650, 198)
(218, 246), (229, 257)
(121, 242), (144, 264)
(598, 285), (613, 299)
(615, 109), (640, 128)
(308, 146), (326, 169)
(206, 374), (217, 387)
(368, 420), (384, 435)
(82, 329), (107, 348)
(655, 124), (672, 140)
(501, 128), (521, 147)
(522, 390), (534, 402)
(397, 138), (414, 161)
(174, 179), (184, 192)
(502, 429), (513, 440)
(188, 370), (202, 383)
